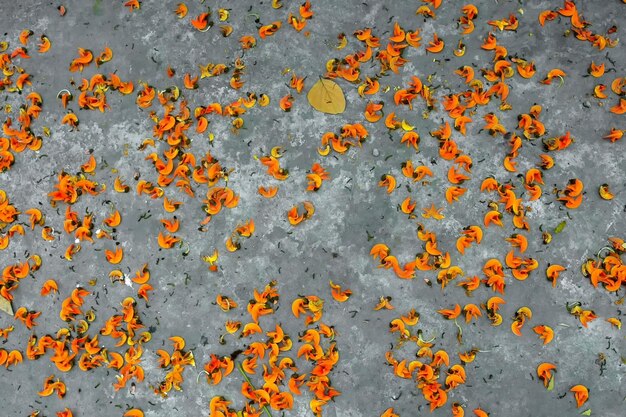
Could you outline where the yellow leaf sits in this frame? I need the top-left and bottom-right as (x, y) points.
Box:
(307, 78), (346, 115)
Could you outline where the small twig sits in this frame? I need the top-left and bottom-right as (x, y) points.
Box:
(417, 329), (437, 345)
(454, 319), (463, 344)
(196, 370), (210, 384)
(56, 89), (72, 99)
(237, 362), (273, 417)
(596, 246), (615, 259)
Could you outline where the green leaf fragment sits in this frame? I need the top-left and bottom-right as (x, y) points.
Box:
(554, 221), (567, 234)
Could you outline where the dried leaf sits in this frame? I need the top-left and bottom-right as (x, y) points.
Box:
(307, 78), (346, 114)
(0, 297), (13, 316)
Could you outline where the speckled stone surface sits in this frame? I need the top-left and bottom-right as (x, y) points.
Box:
(0, 1), (625, 416)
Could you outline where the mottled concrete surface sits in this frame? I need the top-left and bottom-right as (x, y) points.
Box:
(1, 1), (625, 416)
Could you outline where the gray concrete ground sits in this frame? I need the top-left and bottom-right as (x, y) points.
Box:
(0, 1), (625, 416)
